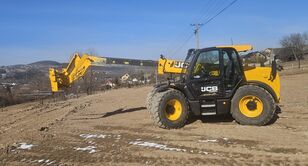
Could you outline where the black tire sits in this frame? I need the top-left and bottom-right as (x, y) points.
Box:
(231, 85), (276, 126)
(150, 89), (188, 129)
(146, 87), (157, 111)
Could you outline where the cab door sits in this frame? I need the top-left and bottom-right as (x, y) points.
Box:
(221, 48), (243, 98)
(186, 49), (225, 112)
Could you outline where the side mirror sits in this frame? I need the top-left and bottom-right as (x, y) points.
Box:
(269, 59), (277, 81)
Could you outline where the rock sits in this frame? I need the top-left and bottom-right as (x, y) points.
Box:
(39, 126), (49, 132)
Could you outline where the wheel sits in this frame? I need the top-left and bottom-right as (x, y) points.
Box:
(231, 85), (276, 125)
(146, 87), (157, 111)
(150, 89), (188, 129)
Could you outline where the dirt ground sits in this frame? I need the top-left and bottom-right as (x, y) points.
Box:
(1, 73), (308, 166)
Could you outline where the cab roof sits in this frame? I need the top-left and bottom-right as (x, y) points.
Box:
(216, 44), (253, 52)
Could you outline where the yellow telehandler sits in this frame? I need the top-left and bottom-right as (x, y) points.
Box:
(147, 45), (280, 128)
(49, 45), (280, 129)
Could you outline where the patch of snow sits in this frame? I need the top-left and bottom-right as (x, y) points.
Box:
(198, 151), (209, 155)
(46, 160), (56, 165)
(115, 135), (121, 140)
(37, 159), (44, 163)
(87, 141), (96, 145)
(80, 134), (107, 139)
(222, 137), (229, 141)
(198, 139), (218, 143)
(129, 141), (186, 152)
(75, 146), (96, 153)
(17, 143), (35, 150)
(80, 133), (121, 140)
(31, 159), (56, 165)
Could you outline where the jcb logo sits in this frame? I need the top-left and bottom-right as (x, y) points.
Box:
(174, 61), (184, 68)
(201, 86), (218, 93)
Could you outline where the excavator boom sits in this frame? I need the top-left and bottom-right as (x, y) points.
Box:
(49, 53), (107, 92)
(49, 53), (157, 92)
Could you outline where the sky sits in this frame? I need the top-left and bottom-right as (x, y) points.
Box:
(0, 0), (307, 65)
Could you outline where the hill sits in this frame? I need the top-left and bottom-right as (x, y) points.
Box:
(28, 60), (62, 67)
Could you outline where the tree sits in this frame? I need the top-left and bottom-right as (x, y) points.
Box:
(304, 32), (308, 41)
(280, 33), (307, 68)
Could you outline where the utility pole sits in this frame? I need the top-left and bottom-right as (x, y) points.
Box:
(191, 23), (203, 49)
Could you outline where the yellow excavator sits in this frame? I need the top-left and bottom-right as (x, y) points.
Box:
(147, 44), (280, 128)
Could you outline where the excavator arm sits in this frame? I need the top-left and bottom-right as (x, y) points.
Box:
(49, 53), (157, 92)
(49, 53), (106, 92)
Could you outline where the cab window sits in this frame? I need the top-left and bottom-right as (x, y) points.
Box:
(192, 50), (220, 79)
(222, 49), (241, 90)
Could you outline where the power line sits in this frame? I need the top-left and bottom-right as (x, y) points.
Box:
(198, 0), (224, 20)
(190, 0), (229, 48)
(170, 0), (238, 56)
(198, 0), (228, 24)
(165, 0), (217, 57)
(168, 0), (219, 56)
(203, 0), (238, 25)
(190, 0), (228, 48)
(194, 0), (219, 23)
(170, 32), (195, 57)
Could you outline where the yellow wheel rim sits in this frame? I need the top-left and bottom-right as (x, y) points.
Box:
(239, 95), (263, 118)
(164, 99), (182, 121)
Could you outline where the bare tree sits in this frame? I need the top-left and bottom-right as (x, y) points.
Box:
(304, 32), (308, 41)
(280, 33), (307, 68)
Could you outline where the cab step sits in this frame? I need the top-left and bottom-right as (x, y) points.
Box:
(201, 104), (216, 108)
(200, 99), (217, 116)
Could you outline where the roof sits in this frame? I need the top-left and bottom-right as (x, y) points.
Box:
(216, 44), (253, 52)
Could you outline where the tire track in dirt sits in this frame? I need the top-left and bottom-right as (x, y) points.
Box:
(1, 129), (306, 166)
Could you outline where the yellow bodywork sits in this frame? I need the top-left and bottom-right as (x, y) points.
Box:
(216, 44), (253, 52)
(157, 44), (280, 102)
(244, 67), (280, 102)
(49, 53), (106, 92)
(158, 58), (185, 75)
